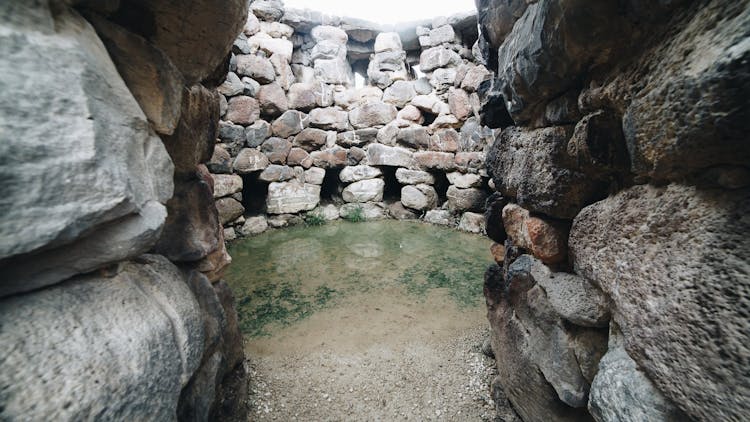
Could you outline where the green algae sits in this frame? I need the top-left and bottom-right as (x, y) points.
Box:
(226, 220), (492, 337)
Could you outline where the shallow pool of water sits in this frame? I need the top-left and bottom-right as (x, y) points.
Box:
(226, 220), (493, 338)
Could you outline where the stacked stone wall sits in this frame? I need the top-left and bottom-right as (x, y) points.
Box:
(475, 0), (750, 421)
(212, 0), (496, 237)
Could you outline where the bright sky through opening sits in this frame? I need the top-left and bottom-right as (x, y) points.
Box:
(283, 0), (476, 25)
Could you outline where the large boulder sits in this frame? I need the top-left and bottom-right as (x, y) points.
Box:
(0, 255), (204, 420)
(160, 85), (220, 175)
(493, 0), (623, 123)
(570, 184), (750, 421)
(116, 0), (247, 84)
(487, 125), (613, 219)
(266, 182), (321, 214)
(0, 5), (173, 296)
(154, 168), (221, 263)
(87, 14), (183, 136)
(621, 1), (750, 182)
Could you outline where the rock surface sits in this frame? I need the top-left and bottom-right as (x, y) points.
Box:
(0, 256), (204, 421)
(266, 182), (321, 214)
(570, 184), (750, 421)
(588, 325), (687, 422)
(0, 5), (173, 295)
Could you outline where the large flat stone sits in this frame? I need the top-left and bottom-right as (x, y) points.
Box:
(266, 182), (321, 214)
(366, 144), (413, 167)
(0, 255), (204, 421)
(0, 5), (173, 296)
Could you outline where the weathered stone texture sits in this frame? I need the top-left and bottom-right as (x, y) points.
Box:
(0, 5), (173, 295)
(570, 184), (750, 421)
(0, 256), (204, 421)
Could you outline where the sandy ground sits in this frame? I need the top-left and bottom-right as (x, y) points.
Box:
(242, 291), (507, 421)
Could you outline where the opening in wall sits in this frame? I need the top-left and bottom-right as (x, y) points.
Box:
(241, 173), (268, 215)
(354, 72), (366, 90)
(320, 168), (343, 203)
(422, 111), (438, 126)
(430, 170), (450, 206)
(380, 166), (400, 202)
(412, 64), (425, 80)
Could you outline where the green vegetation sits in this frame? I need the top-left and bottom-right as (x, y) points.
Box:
(343, 206), (366, 222)
(226, 220), (492, 338)
(235, 280), (341, 337)
(304, 212), (327, 226)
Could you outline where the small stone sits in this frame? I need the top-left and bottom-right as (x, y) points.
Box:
(225, 96), (260, 125)
(215, 197), (245, 225)
(424, 210), (455, 226)
(342, 179), (385, 203)
(374, 32), (402, 53)
(212, 174), (243, 198)
(414, 152), (456, 171)
(271, 110), (307, 138)
(502, 203), (568, 265)
(236, 54), (275, 83)
(396, 169), (435, 185)
(308, 107), (350, 131)
(245, 120), (271, 147)
(490, 243), (506, 264)
(401, 184), (438, 211)
(339, 165), (383, 183)
(458, 212), (485, 234)
(238, 216), (268, 236)
(257, 82), (288, 117)
(447, 186), (487, 212)
(207, 145), (233, 174)
(218, 72), (244, 97)
(294, 127), (329, 152)
(233, 148), (269, 174)
(258, 165), (296, 182)
(447, 172), (482, 188)
(304, 167), (326, 185)
(287, 148), (313, 168)
(349, 101), (398, 129)
(261, 137), (292, 164)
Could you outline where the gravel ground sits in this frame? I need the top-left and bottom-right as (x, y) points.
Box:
(244, 324), (509, 421)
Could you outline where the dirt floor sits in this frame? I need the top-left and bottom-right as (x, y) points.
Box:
(243, 291), (506, 421)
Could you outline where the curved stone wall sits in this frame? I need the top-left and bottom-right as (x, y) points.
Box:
(211, 0), (497, 237)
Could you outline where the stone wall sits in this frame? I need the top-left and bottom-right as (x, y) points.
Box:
(211, 0), (496, 237)
(0, 1), (248, 420)
(476, 0), (750, 421)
